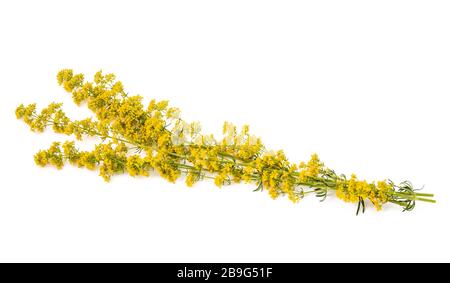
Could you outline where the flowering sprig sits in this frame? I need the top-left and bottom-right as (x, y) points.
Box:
(16, 69), (436, 214)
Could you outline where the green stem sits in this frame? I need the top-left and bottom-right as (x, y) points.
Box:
(413, 193), (434, 197)
(391, 192), (435, 202)
(415, 198), (436, 203)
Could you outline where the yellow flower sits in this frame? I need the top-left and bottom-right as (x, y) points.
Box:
(34, 150), (49, 167)
(126, 155), (150, 177)
(268, 188), (279, 199)
(111, 81), (124, 94)
(299, 153), (323, 182)
(57, 69), (73, 85)
(62, 73), (84, 92)
(288, 191), (300, 203)
(62, 141), (80, 165)
(156, 100), (169, 111)
(269, 171), (279, 188)
(242, 166), (254, 183)
(41, 142), (64, 169)
(93, 70), (104, 84)
(16, 69), (435, 214)
(186, 172), (197, 187)
(214, 173), (227, 187)
(15, 104), (26, 119)
(166, 107), (181, 119)
(78, 152), (98, 170)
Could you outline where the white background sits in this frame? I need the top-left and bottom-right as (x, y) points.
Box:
(0, 0), (449, 263)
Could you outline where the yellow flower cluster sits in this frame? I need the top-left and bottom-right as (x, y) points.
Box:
(35, 141), (129, 181)
(335, 175), (393, 211)
(15, 69), (435, 214)
(126, 155), (152, 177)
(299, 153), (323, 182)
(34, 142), (64, 169)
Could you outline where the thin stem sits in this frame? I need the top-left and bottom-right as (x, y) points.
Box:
(415, 198), (436, 203)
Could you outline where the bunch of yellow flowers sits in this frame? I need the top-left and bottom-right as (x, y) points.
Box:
(16, 69), (436, 214)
